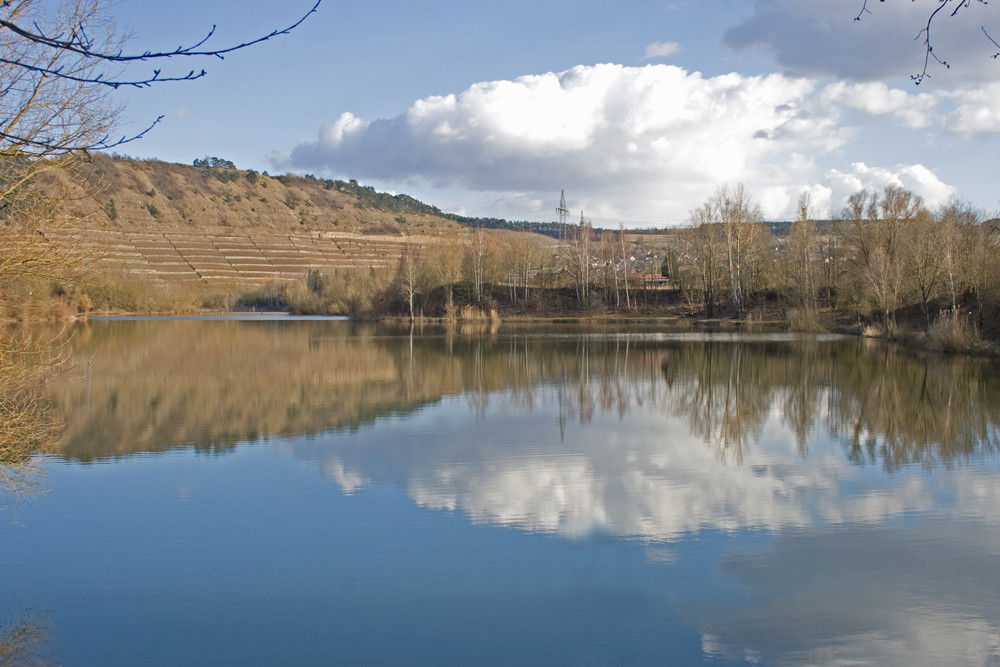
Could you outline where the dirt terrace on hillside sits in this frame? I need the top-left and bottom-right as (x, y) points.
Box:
(44, 229), (426, 285)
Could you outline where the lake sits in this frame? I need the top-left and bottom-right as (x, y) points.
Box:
(3, 317), (1000, 665)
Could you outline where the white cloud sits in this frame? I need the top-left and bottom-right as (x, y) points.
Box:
(317, 111), (370, 146)
(642, 40), (681, 60)
(279, 62), (978, 224)
(946, 81), (1000, 139)
(823, 162), (956, 215)
(283, 64), (846, 222)
(821, 81), (940, 129)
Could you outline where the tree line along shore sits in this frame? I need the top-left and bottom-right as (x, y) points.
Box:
(1, 157), (998, 355)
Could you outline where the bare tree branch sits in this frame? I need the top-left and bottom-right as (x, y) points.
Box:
(0, 0), (322, 159)
(0, 113), (162, 153)
(0, 1), (321, 89)
(911, 0), (961, 84)
(0, 55), (208, 88)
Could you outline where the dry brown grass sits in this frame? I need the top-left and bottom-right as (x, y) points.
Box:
(445, 304), (500, 322)
(786, 308), (828, 333)
(926, 311), (985, 353)
(80, 270), (202, 314)
(861, 322), (884, 338)
(36, 156), (465, 236)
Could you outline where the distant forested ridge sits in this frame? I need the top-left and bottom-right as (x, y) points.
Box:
(293, 173), (570, 236)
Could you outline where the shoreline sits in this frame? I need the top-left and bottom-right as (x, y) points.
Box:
(45, 309), (997, 358)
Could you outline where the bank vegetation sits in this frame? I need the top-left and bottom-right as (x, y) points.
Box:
(218, 182), (999, 355)
(4, 176), (999, 357)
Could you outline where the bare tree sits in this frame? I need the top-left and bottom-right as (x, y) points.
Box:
(713, 183), (764, 318)
(395, 243), (425, 320)
(619, 224), (632, 310)
(1, 0), (321, 281)
(466, 227), (486, 304)
(429, 237), (464, 309)
(839, 185), (923, 331)
(680, 204), (725, 317)
(504, 231), (543, 304)
(598, 229), (618, 306)
(565, 213), (594, 305)
(1, 0), (322, 157)
(464, 226), (502, 305)
(0, 0), (321, 494)
(953, 203), (997, 327)
(786, 192), (822, 315)
(937, 200), (980, 313)
(906, 208), (948, 326)
(493, 232), (519, 304)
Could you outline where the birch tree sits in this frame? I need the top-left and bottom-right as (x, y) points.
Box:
(711, 184), (765, 317)
(565, 214), (594, 305)
(786, 192), (822, 315)
(681, 204), (725, 317)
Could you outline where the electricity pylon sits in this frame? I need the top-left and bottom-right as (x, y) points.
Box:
(557, 190), (569, 240)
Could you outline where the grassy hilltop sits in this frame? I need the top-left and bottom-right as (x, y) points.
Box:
(44, 154), (465, 236)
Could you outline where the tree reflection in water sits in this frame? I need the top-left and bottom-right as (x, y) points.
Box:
(662, 335), (1000, 470)
(20, 320), (1000, 666)
(46, 321), (1000, 471)
(0, 332), (61, 511)
(0, 604), (52, 667)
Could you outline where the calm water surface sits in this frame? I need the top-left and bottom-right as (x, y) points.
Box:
(3, 318), (1000, 665)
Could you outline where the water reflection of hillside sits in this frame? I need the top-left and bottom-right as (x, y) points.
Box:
(49, 321), (1000, 467)
(51, 320), (456, 460)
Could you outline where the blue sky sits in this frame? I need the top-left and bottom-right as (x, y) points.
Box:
(110, 0), (1000, 227)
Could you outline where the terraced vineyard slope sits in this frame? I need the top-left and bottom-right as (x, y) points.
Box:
(42, 229), (424, 286)
(15, 155), (468, 286)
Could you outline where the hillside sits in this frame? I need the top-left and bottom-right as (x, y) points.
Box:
(42, 154), (465, 236)
(8, 155), (673, 318)
(8, 155), (481, 291)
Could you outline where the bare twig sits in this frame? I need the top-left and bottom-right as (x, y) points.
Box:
(985, 25), (1000, 57)
(854, 0), (873, 22)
